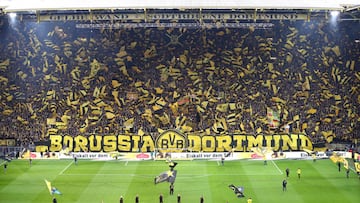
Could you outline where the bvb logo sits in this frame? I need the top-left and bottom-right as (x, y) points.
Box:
(155, 130), (188, 153)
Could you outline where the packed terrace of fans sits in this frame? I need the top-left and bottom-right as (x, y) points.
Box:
(0, 16), (359, 148)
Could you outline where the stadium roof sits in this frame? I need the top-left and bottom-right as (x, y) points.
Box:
(0, 0), (359, 12)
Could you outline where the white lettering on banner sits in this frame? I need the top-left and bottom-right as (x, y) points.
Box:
(75, 22), (274, 29)
(37, 12), (307, 22)
(22, 151), (358, 161)
(300, 153), (309, 157)
(172, 152), (332, 160)
(175, 152), (231, 160)
(71, 153), (111, 159)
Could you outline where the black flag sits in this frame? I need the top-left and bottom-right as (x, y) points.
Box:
(155, 170), (177, 184)
(228, 184), (245, 198)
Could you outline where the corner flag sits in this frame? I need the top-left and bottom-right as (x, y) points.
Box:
(45, 179), (62, 195)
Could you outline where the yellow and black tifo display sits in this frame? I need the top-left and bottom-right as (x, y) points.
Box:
(0, 10), (358, 153)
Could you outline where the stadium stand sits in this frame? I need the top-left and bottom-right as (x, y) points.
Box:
(0, 8), (359, 153)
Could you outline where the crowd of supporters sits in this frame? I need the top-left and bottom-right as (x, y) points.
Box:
(0, 13), (359, 149)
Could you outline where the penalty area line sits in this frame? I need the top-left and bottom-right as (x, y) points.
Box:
(271, 160), (283, 175)
(59, 160), (74, 175)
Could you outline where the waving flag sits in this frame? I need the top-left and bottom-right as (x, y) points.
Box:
(228, 184), (245, 198)
(167, 170), (177, 183)
(166, 159), (178, 170)
(251, 146), (273, 159)
(155, 170), (177, 184)
(44, 179), (62, 195)
(267, 107), (280, 129)
(343, 159), (349, 170)
(330, 152), (344, 164)
(355, 162), (360, 173)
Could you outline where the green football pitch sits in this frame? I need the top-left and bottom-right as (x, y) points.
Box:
(0, 158), (359, 203)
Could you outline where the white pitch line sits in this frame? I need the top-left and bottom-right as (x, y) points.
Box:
(271, 160), (283, 175)
(59, 160), (74, 175)
(60, 173), (281, 176)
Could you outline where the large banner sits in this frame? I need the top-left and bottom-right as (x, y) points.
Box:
(37, 11), (307, 22)
(44, 129), (313, 153)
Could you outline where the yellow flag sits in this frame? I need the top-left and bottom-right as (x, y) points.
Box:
(293, 115), (300, 121)
(307, 108), (317, 114)
(181, 125), (192, 132)
(137, 128), (145, 136)
(256, 127), (262, 134)
(123, 118), (134, 129)
(216, 103), (229, 113)
(331, 45), (340, 57)
(44, 179), (52, 195)
(105, 112), (115, 120)
(155, 87), (164, 94)
(343, 159), (349, 170)
(355, 162), (360, 173)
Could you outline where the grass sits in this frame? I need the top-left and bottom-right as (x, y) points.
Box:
(0, 158), (359, 203)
